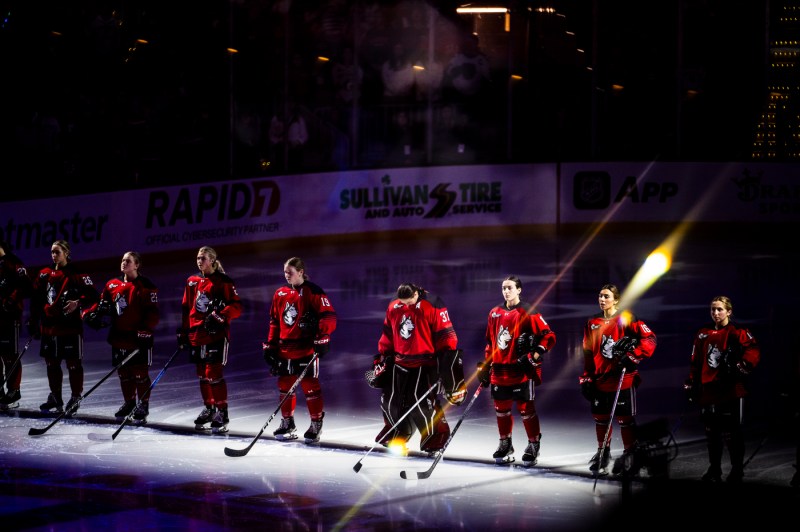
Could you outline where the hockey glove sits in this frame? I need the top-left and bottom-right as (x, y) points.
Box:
(438, 349), (465, 399)
(683, 378), (699, 403)
(477, 360), (492, 388)
(366, 353), (393, 389)
(579, 373), (595, 402)
(514, 333), (531, 356)
(176, 327), (189, 351)
(204, 311), (226, 334)
(85, 300), (113, 330)
(262, 342), (279, 375)
(0, 297), (14, 314)
(136, 330), (154, 350)
(621, 353), (640, 371)
(445, 384), (467, 406)
(722, 342), (744, 371)
(612, 336), (638, 368)
(313, 335), (330, 358)
(736, 359), (753, 376)
(298, 311), (320, 338)
(517, 352), (536, 371)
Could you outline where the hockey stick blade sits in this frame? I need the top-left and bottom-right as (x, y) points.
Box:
(111, 347), (183, 441)
(353, 379), (441, 473)
(412, 454), (442, 479)
(400, 384), (484, 480)
(224, 444), (255, 458)
(224, 353), (319, 458)
(28, 349), (139, 436)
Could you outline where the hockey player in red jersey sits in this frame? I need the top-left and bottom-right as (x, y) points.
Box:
(263, 257), (337, 443)
(370, 282), (466, 455)
(0, 240), (32, 410)
(29, 240), (100, 416)
(177, 246), (242, 433)
(684, 295), (760, 483)
(479, 275), (556, 466)
(86, 251), (160, 424)
(579, 283), (656, 476)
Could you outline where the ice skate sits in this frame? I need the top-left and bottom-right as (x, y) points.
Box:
(303, 413), (323, 443)
(726, 466), (744, 484)
(612, 447), (641, 476)
(0, 389), (20, 410)
(211, 407), (229, 434)
(64, 396), (80, 418)
(133, 402), (149, 424)
(521, 437), (541, 467)
(39, 393), (63, 413)
(194, 406), (215, 431)
(114, 400), (136, 419)
(589, 447), (611, 475)
(274, 416), (297, 440)
(701, 465), (722, 483)
(493, 437), (515, 464)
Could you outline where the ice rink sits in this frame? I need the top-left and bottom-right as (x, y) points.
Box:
(1, 224), (798, 530)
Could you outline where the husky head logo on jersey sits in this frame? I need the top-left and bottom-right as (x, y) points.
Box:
(399, 314), (415, 340)
(283, 302), (298, 327)
(46, 283), (57, 305)
(114, 293), (127, 316)
(707, 344), (723, 369)
(600, 335), (615, 359)
(497, 326), (512, 351)
(195, 292), (212, 313)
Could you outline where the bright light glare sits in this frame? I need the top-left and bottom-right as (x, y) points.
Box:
(623, 247), (673, 307)
(387, 439), (409, 456)
(643, 251), (670, 279)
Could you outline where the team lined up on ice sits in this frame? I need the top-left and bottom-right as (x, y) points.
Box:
(0, 240), (760, 483)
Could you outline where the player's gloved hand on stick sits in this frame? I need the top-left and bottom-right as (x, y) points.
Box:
(204, 311), (226, 334)
(176, 327), (189, 350)
(736, 359), (753, 376)
(683, 378), (698, 403)
(477, 360), (491, 388)
(313, 335), (330, 357)
(136, 330), (153, 349)
(579, 373), (595, 402)
(262, 342), (279, 375)
(621, 353), (640, 371)
(366, 353), (393, 388)
(445, 384), (467, 406)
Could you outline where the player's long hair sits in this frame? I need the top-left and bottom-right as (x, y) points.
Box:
(285, 256), (309, 281)
(199, 246), (225, 274)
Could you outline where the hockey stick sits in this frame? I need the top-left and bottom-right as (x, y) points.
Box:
(0, 336), (34, 390)
(353, 379), (441, 473)
(28, 349), (139, 436)
(224, 353), (319, 457)
(111, 347), (184, 440)
(400, 384), (484, 480)
(593, 367), (626, 491)
(742, 434), (769, 469)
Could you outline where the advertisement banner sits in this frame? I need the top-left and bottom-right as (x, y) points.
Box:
(561, 161), (800, 224)
(1, 164), (557, 262)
